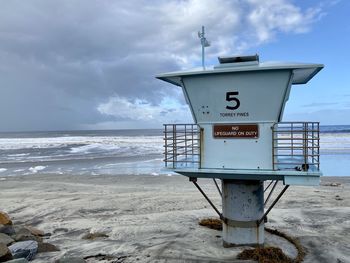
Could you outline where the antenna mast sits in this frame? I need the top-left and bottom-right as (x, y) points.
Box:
(198, 26), (210, 70)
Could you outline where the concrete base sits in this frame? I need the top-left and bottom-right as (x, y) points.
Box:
(222, 180), (264, 246)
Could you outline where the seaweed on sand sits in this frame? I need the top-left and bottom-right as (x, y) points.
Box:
(199, 218), (223, 231)
(198, 218), (306, 263)
(237, 246), (293, 263)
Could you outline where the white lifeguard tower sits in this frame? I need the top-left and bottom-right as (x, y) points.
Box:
(156, 54), (323, 246)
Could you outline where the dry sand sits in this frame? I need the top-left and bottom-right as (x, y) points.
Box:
(0, 174), (349, 263)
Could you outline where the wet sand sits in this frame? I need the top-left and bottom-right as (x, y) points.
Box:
(0, 174), (349, 262)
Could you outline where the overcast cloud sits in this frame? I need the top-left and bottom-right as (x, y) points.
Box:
(0, 0), (326, 131)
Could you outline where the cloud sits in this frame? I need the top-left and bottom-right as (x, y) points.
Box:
(246, 0), (325, 42)
(97, 95), (191, 122)
(0, 0), (326, 131)
(302, 102), (339, 108)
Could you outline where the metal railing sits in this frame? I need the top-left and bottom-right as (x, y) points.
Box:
(163, 122), (320, 172)
(163, 124), (201, 168)
(272, 122), (320, 171)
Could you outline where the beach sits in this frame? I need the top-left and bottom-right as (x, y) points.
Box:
(0, 174), (349, 262)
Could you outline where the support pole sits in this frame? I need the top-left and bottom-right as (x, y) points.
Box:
(213, 178), (222, 197)
(190, 177), (222, 219)
(201, 27), (205, 69)
(264, 180), (278, 206)
(222, 180), (264, 246)
(264, 180), (274, 193)
(198, 26), (210, 70)
(258, 185), (290, 226)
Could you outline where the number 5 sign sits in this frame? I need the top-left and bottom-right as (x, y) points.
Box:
(226, 91), (240, 110)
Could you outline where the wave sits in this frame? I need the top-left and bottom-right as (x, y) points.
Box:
(0, 135), (164, 165)
(28, 166), (46, 173)
(0, 135), (163, 150)
(0, 129), (349, 177)
(1, 133), (349, 163)
(70, 143), (121, 154)
(320, 125), (350, 133)
(320, 133), (350, 153)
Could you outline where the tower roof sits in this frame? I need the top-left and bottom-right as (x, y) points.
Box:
(156, 58), (324, 86)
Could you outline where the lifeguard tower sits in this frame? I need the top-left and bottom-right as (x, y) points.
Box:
(156, 54), (323, 246)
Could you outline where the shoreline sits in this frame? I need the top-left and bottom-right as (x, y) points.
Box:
(0, 174), (349, 262)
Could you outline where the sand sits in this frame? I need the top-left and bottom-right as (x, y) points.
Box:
(0, 174), (349, 263)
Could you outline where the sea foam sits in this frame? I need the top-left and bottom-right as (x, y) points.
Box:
(29, 166), (46, 173)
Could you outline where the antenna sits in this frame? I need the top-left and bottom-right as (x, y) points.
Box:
(198, 26), (210, 70)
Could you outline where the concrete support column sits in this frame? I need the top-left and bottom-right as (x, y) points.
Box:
(222, 180), (264, 246)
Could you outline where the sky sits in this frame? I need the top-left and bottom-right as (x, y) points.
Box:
(0, 0), (348, 132)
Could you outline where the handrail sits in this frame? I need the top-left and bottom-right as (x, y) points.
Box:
(272, 122), (320, 171)
(164, 124), (201, 168)
(164, 122), (320, 171)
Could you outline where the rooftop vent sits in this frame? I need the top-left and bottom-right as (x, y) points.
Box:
(215, 54), (259, 69)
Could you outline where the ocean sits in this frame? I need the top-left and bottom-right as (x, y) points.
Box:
(0, 125), (349, 177)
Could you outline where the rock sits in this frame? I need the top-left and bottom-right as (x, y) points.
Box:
(0, 233), (14, 246)
(41, 232), (52, 237)
(8, 240), (38, 261)
(13, 228), (43, 243)
(335, 195), (344, 201)
(0, 212), (12, 226)
(0, 243), (12, 262)
(13, 233), (42, 243)
(4, 259), (29, 263)
(81, 232), (109, 240)
(53, 228), (68, 234)
(12, 227), (30, 236)
(55, 256), (86, 263)
(322, 182), (341, 187)
(23, 226), (44, 237)
(37, 242), (60, 253)
(83, 254), (117, 261)
(0, 225), (15, 235)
